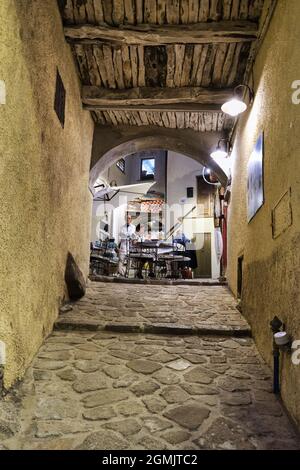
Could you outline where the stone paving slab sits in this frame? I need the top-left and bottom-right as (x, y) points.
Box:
(55, 283), (251, 336)
(1, 331), (299, 450)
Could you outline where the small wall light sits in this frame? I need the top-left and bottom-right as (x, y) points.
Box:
(0, 80), (6, 105)
(210, 139), (229, 159)
(274, 331), (291, 347)
(221, 84), (254, 117)
(0, 341), (6, 365)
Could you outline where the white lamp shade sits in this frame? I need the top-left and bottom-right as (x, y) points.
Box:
(274, 331), (290, 346)
(221, 98), (247, 117)
(210, 154), (231, 178)
(210, 149), (228, 159)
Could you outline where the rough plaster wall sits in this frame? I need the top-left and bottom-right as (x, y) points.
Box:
(227, 0), (300, 426)
(0, 0), (94, 387)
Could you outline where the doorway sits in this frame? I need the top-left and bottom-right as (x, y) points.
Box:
(237, 255), (244, 299)
(194, 233), (212, 278)
(196, 175), (215, 218)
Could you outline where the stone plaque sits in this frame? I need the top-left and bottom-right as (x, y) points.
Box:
(272, 189), (293, 239)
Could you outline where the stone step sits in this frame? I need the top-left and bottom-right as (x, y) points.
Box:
(89, 274), (227, 287)
(54, 318), (251, 338)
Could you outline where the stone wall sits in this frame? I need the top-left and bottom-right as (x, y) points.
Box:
(0, 0), (94, 388)
(227, 0), (300, 427)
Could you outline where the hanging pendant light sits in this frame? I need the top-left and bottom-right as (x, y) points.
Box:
(221, 84), (254, 117)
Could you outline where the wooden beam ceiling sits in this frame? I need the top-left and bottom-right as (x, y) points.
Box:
(82, 86), (234, 109)
(65, 20), (258, 46)
(58, 0), (267, 132)
(92, 109), (232, 132)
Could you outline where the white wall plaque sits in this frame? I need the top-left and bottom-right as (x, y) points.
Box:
(0, 80), (6, 105)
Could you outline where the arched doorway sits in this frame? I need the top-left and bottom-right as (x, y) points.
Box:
(89, 126), (228, 189)
(90, 132), (228, 280)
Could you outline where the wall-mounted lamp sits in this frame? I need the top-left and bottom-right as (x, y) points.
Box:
(202, 167), (220, 186)
(210, 139), (229, 159)
(210, 139), (231, 179)
(221, 84), (254, 117)
(270, 316), (293, 395)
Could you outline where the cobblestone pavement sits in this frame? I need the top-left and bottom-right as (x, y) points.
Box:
(1, 331), (299, 450)
(56, 282), (250, 335)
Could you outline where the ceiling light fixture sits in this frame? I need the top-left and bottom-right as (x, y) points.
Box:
(221, 84), (254, 117)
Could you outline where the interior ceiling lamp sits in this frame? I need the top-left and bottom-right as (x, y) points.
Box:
(221, 84), (254, 117)
(210, 139), (229, 159)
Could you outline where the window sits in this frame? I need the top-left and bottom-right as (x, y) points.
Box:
(54, 69), (66, 128)
(187, 187), (194, 198)
(140, 158), (155, 180)
(116, 158), (125, 173)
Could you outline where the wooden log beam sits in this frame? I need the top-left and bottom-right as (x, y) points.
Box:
(82, 86), (234, 107)
(64, 21), (258, 45)
(83, 103), (222, 112)
(229, 1), (278, 144)
(244, 0), (278, 84)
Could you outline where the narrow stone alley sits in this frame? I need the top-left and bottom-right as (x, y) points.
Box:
(2, 1), (300, 456)
(1, 283), (299, 450)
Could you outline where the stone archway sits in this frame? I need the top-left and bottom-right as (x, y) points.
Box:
(89, 125), (228, 188)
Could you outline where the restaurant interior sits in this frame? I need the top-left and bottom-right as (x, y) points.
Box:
(90, 149), (228, 281)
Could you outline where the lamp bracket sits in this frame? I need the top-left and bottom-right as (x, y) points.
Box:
(234, 84), (254, 103)
(217, 138), (229, 152)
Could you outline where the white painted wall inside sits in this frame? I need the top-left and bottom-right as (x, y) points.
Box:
(166, 151), (220, 279)
(91, 151), (221, 279)
(91, 151), (166, 243)
(125, 150), (166, 195)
